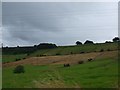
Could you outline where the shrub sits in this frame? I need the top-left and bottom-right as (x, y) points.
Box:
(39, 54), (47, 57)
(15, 58), (21, 61)
(80, 51), (84, 54)
(78, 61), (84, 64)
(100, 49), (104, 52)
(56, 53), (61, 55)
(13, 65), (25, 74)
(39, 54), (43, 57)
(71, 52), (73, 54)
(88, 58), (93, 62)
(107, 49), (111, 51)
(43, 55), (47, 56)
(64, 64), (70, 67)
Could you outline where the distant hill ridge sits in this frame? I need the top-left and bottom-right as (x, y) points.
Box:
(2, 43), (57, 54)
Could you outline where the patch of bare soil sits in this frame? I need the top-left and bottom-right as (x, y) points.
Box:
(3, 51), (118, 67)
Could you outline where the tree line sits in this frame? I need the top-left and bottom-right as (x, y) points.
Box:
(2, 43), (57, 54)
(76, 37), (120, 45)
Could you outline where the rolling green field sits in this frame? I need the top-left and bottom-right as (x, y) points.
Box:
(2, 54), (27, 63)
(2, 42), (119, 88)
(2, 42), (118, 63)
(3, 57), (118, 88)
(31, 43), (118, 56)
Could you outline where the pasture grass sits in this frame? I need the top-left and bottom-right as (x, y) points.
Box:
(2, 57), (118, 88)
(2, 54), (27, 63)
(2, 43), (118, 63)
(30, 42), (118, 56)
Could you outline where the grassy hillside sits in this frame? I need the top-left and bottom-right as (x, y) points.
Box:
(2, 54), (27, 63)
(3, 51), (118, 67)
(3, 57), (118, 88)
(30, 43), (118, 56)
(2, 42), (118, 63)
(2, 42), (119, 88)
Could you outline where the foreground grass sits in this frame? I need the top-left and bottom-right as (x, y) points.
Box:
(2, 57), (118, 88)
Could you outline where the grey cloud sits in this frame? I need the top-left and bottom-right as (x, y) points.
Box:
(2, 2), (118, 46)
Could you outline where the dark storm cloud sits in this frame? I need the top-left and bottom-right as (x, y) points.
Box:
(2, 2), (118, 46)
(3, 2), (70, 32)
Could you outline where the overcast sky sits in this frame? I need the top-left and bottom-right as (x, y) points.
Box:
(2, 2), (118, 46)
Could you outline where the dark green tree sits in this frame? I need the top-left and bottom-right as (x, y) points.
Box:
(84, 40), (94, 44)
(76, 41), (82, 45)
(112, 37), (120, 42)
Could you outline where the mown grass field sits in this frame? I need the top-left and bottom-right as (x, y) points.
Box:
(3, 57), (118, 88)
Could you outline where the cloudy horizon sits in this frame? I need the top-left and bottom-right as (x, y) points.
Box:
(2, 2), (118, 47)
